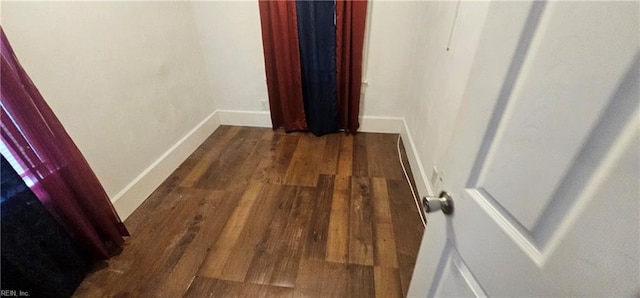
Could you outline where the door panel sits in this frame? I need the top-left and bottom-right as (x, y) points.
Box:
(455, 111), (639, 296)
(429, 243), (486, 298)
(474, 1), (639, 231)
(408, 1), (639, 296)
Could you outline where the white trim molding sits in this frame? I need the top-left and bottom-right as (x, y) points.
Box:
(399, 118), (434, 198)
(111, 109), (433, 221)
(214, 110), (406, 135)
(111, 110), (220, 220)
(217, 110), (272, 127)
(359, 115), (403, 133)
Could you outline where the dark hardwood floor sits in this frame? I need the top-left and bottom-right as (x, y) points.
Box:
(73, 126), (424, 297)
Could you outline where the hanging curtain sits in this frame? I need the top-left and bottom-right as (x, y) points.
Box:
(336, 0), (368, 134)
(296, 0), (339, 136)
(259, 0), (368, 135)
(0, 28), (129, 260)
(258, 1), (308, 132)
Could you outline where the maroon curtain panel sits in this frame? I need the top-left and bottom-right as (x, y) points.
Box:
(336, 0), (368, 133)
(0, 28), (128, 259)
(258, 1), (308, 132)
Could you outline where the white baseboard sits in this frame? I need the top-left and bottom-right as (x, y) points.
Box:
(110, 108), (433, 221)
(399, 118), (434, 198)
(216, 110), (405, 134)
(111, 110), (221, 220)
(218, 110), (272, 127)
(359, 115), (404, 133)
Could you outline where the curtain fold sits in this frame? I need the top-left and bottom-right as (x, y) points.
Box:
(257, 0), (368, 134)
(336, 0), (368, 133)
(258, 1), (307, 132)
(296, 0), (339, 136)
(0, 28), (128, 260)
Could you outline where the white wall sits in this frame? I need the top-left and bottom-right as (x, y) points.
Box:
(402, 1), (490, 194)
(361, 1), (422, 117)
(190, 1), (269, 112)
(0, 0), (490, 218)
(2, 1), (218, 218)
(361, 0), (490, 195)
(188, 0), (411, 122)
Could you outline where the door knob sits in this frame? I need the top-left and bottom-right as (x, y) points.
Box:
(422, 191), (454, 215)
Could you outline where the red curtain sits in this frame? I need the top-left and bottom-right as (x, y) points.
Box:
(259, 0), (368, 134)
(336, 0), (368, 133)
(0, 28), (128, 259)
(258, 1), (307, 132)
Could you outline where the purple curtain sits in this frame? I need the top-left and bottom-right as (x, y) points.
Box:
(0, 28), (128, 259)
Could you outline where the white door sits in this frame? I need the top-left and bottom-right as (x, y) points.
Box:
(408, 1), (639, 297)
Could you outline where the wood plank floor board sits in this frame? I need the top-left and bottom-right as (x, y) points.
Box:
(348, 262), (376, 298)
(195, 128), (260, 190)
(293, 259), (351, 297)
(196, 182), (262, 279)
(319, 133), (340, 175)
(248, 132), (284, 182)
(371, 178), (400, 268)
(75, 188), (227, 297)
(128, 189), (219, 296)
(365, 133), (406, 180)
(184, 276), (294, 298)
(352, 133), (369, 177)
(242, 188), (295, 285)
(245, 185), (315, 288)
(251, 132), (299, 185)
(215, 182), (314, 284)
(74, 127), (424, 298)
(224, 138), (273, 192)
(159, 190), (242, 297)
(325, 175), (351, 263)
(294, 259), (376, 297)
(337, 135), (354, 176)
(180, 126), (242, 188)
(302, 174), (334, 261)
(214, 184), (285, 282)
(349, 176), (375, 266)
(386, 178), (425, 296)
(283, 133), (326, 187)
(374, 266), (404, 298)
